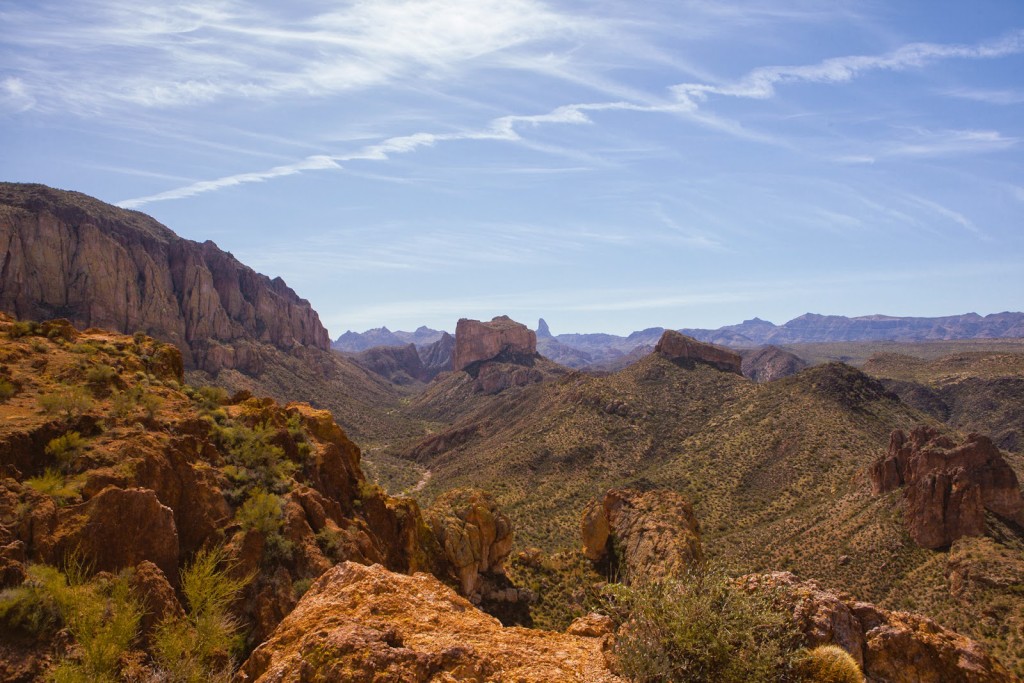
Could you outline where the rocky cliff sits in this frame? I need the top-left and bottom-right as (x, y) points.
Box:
(654, 329), (743, 374)
(871, 426), (1024, 548)
(0, 183), (329, 373)
(453, 316), (537, 372)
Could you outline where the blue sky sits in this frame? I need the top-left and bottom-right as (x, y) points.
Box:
(2, 1), (1022, 336)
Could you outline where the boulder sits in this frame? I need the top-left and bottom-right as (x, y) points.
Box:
(654, 330), (742, 375)
(744, 571), (1014, 682)
(870, 426), (1024, 548)
(128, 560), (184, 644)
(54, 486), (179, 580)
(239, 561), (622, 683)
(581, 488), (702, 583)
(453, 316), (537, 372)
(426, 489), (514, 597)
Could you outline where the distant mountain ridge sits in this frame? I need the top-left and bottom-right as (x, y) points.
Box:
(338, 312), (1024, 371)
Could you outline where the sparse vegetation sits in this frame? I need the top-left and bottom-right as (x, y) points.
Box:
(608, 568), (800, 683)
(235, 488), (292, 562)
(0, 377), (16, 401)
(39, 385), (93, 420)
(152, 546), (253, 682)
(1, 558), (142, 682)
(24, 468), (79, 503)
(45, 431), (85, 471)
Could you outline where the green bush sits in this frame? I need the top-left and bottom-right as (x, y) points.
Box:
(0, 564), (65, 634)
(236, 489), (293, 562)
(39, 386), (93, 420)
(315, 526), (344, 562)
(139, 390), (163, 420)
(196, 385), (229, 410)
(8, 321), (41, 338)
(25, 468), (79, 504)
(1, 559), (141, 682)
(798, 645), (863, 683)
(217, 422), (295, 501)
(609, 568), (800, 683)
(45, 431), (85, 471)
(0, 378), (16, 402)
(152, 546), (252, 682)
(111, 388), (140, 418)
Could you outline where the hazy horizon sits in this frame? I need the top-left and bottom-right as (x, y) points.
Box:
(2, 1), (1022, 337)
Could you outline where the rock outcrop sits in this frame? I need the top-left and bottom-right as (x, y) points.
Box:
(581, 488), (703, 583)
(453, 316), (537, 372)
(239, 561), (621, 683)
(654, 330), (743, 375)
(743, 571), (1014, 683)
(741, 344), (808, 383)
(419, 331), (455, 379)
(351, 343), (428, 385)
(871, 426), (1024, 548)
(0, 183), (329, 373)
(426, 489), (514, 598)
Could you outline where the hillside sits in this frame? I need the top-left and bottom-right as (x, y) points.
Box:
(397, 345), (1024, 671)
(863, 350), (1024, 452)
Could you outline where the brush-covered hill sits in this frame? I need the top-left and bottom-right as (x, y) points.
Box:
(398, 336), (1024, 672)
(0, 183), (419, 445)
(863, 347), (1024, 453)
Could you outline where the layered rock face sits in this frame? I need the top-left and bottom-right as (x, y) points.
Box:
(239, 561), (621, 683)
(426, 488), (514, 598)
(453, 316), (537, 372)
(419, 331), (455, 379)
(581, 488), (703, 583)
(351, 343), (428, 385)
(654, 329), (743, 375)
(0, 183), (329, 373)
(871, 426), (1024, 548)
(741, 344), (808, 383)
(743, 572), (1014, 683)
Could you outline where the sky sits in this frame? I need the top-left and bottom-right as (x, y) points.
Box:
(1, 1), (1022, 337)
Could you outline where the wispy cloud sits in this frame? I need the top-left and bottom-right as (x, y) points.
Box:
(1, 0), (599, 114)
(670, 30), (1024, 104)
(942, 87), (1024, 105)
(0, 77), (35, 113)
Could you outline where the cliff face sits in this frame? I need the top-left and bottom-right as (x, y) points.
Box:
(654, 329), (743, 375)
(0, 183), (329, 373)
(453, 316), (537, 372)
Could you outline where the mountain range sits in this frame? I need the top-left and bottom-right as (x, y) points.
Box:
(1, 182), (1022, 681)
(335, 312), (1024, 371)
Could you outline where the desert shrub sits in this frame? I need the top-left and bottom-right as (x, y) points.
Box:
(50, 570), (143, 682)
(0, 378), (16, 401)
(797, 645), (863, 683)
(2, 559), (141, 682)
(8, 321), (41, 338)
(25, 468), (79, 504)
(39, 386), (93, 420)
(315, 526), (344, 561)
(609, 568), (800, 683)
(152, 546), (252, 682)
(196, 385), (229, 410)
(0, 564), (65, 634)
(85, 364), (118, 395)
(111, 387), (140, 418)
(218, 423), (295, 501)
(46, 431), (85, 471)
(138, 390), (163, 420)
(236, 489), (292, 562)
(292, 578), (313, 598)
